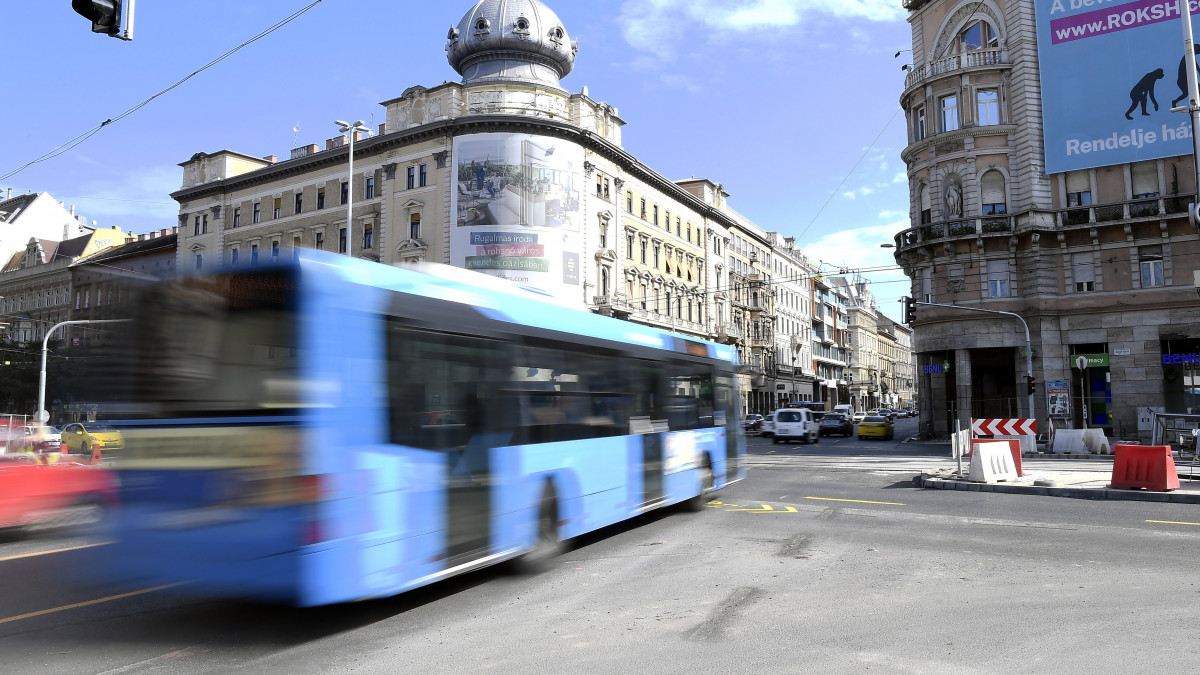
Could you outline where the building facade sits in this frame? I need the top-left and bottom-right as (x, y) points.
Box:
(897, 0), (1200, 440)
(170, 0), (800, 415)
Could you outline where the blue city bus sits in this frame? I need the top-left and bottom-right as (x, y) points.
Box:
(97, 252), (745, 606)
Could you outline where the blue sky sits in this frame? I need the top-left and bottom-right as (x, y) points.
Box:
(3, 0), (913, 321)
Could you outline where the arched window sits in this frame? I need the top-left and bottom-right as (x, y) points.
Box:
(980, 171), (1006, 215)
(957, 19), (997, 52)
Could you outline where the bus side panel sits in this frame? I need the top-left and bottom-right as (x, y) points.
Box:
(661, 428), (725, 502)
(340, 446), (447, 602)
(491, 438), (630, 548)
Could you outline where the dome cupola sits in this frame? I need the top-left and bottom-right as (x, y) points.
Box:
(446, 0), (577, 90)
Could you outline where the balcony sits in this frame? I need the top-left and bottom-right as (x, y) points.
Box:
(592, 293), (633, 318)
(716, 322), (743, 345)
(903, 48), (1007, 91)
(894, 193), (1195, 256)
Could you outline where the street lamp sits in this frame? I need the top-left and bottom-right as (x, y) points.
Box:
(37, 319), (129, 425)
(334, 119), (371, 257)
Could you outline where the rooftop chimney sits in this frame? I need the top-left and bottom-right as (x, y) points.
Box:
(378, 123), (386, 135)
(263, 155), (278, 163)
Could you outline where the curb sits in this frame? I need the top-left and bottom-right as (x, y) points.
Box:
(917, 475), (1200, 504)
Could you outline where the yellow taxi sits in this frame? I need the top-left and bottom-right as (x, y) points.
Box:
(856, 415), (894, 441)
(60, 422), (125, 455)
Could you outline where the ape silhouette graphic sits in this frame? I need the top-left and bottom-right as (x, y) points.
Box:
(1126, 68), (1164, 120)
(1171, 45), (1200, 108)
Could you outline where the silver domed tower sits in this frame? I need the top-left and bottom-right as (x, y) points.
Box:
(446, 0), (577, 91)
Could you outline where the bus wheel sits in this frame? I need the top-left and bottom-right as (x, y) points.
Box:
(510, 484), (562, 574)
(682, 462), (714, 512)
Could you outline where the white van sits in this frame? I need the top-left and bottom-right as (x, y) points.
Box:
(771, 408), (819, 444)
(832, 404), (854, 417)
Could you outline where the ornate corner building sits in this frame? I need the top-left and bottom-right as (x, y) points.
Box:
(897, 0), (1200, 440)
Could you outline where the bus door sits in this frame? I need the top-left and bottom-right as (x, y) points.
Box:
(388, 323), (511, 566)
(641, 433), (664, 506)
(716, 372), (739, 480)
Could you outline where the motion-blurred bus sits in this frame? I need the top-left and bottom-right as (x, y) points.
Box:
(97, 253), (745, 606)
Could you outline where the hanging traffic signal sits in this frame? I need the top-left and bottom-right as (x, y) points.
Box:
(1025, 376), (1036, 396)
(72, 0), (132, 39)
(903, 296), (917, 324)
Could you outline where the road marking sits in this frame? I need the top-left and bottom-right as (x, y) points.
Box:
(0, 582), (186, 625)
(0, 541), (110, 563)
(1146, 519), (1200, 527)
(805, 496), (906, 506)
(726, 503), (798, 513)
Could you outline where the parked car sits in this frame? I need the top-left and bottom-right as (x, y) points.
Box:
(771, 408), (819, 444)
(21, 425), (64, 454)
(60, 423), (124, 457)
(819, 413), (853, 437)
(857, 415), (894, 440)
(851, 411), (867, 424)
(742, 414), (764, 432)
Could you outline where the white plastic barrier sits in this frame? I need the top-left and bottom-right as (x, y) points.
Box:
(969, 441), (1019, 483)
(1081, 429), (1112, 455)
(1051, 429), (1088, 454)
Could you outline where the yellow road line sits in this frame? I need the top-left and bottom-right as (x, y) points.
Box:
(805, 496), (906, 506)
(0, 582), (186, 625)
(1147, 519), (1200, 527)
(0, 541), (111, 563)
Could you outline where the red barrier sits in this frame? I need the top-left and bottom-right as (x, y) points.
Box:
(972, 439), (1024, 477)
(1108, 444), (1180, 491)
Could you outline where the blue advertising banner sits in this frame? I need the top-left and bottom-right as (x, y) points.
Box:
(1036, 0), (1200, 174)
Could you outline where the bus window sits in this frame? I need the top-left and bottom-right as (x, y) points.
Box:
(386, 323), (510, 451)
(666, 363), (714, 430)
(507, 343), (628, 443)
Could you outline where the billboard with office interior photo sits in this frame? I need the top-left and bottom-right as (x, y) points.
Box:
(1036, 0), (1200, 174)
(450, 133), (582, 300)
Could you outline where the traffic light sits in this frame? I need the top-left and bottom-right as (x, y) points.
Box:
(903, 296), (917, 324)
(1025, 376), (1036, 396)
(72, 0), (131, 39)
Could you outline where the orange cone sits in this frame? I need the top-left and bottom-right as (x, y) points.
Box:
(90, 443), (102, 465)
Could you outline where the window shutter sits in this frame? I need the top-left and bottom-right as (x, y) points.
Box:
(981, 171), (1005, 204)
(1131, 162), (1158, 195)
(920, 185), (931, 210)
(1066, 171), (1089, 193)
(1071, 253), (1095, 282)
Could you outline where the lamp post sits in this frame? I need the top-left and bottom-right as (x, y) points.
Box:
(37, 319), (129, 425)
(334, 120), (371, 257)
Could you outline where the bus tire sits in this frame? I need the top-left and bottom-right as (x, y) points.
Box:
(682, 462), (714, 512)
(510, 484), (562, 574)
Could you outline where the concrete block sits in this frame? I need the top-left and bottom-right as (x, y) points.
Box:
(969, 442), (1019, 483)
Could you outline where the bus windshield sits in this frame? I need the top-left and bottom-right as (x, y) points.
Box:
(134, 270), (299, 418)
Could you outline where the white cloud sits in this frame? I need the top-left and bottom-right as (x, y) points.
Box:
(800, 219), (911, 315)
(618, 0), (905, 59)
(841, 185), (876, 199)
(61, 164), (181, 233)
(893, 171), (908, 184)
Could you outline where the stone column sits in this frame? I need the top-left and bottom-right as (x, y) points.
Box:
(955, 349), (973, 433)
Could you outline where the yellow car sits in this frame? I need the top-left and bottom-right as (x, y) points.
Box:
(60, 422), (125, 455)
(856, 416), (894, 441)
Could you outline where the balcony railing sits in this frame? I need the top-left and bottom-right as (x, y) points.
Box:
(904, 48), (1005, 90)
(895, 193), (1196, 253)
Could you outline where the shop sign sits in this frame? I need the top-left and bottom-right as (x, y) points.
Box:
(1112, 348), (1130, 356)
(1074, 353), (1108, 368)
(1162, 353), (1200, 365)
(923, 360), (950, 374)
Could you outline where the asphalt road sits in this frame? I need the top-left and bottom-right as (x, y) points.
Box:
(3, 418), (1199, 673)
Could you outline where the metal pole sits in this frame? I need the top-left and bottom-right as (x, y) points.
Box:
(38, 320), (129, 426)
(1181, 1), (1200, 199)
(345, 131), (354, 256)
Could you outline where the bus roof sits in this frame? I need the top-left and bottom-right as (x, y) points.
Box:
(291, 251), (738, 365)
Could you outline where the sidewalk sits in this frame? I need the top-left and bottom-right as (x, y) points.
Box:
(908, 439), (1200, 504)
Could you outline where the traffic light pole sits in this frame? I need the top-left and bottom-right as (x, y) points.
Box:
(37, 319), (129, 425)
(914, 301), (1036, 421)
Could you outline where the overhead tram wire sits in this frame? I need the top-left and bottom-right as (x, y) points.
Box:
(0, 0), (326, 183)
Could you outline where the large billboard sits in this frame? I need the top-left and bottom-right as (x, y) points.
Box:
(1036, 0), (1200, 174)
(450, 133), (583, 299)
